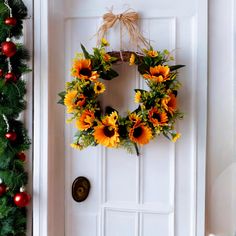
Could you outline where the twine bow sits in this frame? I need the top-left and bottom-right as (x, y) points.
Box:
(97, 9), (149, 50)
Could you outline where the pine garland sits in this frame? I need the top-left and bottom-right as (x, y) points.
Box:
(0, 0), (30, 235)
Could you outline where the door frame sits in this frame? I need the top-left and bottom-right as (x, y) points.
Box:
(33, 0), (208, 235)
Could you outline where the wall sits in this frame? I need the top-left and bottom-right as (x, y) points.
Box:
(206, 0), (236, 235)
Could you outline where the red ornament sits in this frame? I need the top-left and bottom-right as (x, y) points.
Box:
(1, 41), (17, 57)
(14, 192), (31, 207)
(0, 183), (7, 196)
(5, 72), (17, 82)
(4, 17), (17, 26)
(0, 69), (3, 77)
(17, 152), (26, 162)
(5, 131), (17, 141)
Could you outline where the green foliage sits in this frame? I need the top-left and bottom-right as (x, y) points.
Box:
(0, 0), (30, 235)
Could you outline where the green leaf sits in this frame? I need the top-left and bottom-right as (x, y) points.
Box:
(80, 44), (91, 59)
(169, 65), (185, 71)
(58, 91), (66, 104)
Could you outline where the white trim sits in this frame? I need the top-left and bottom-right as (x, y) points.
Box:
(196, 0), (208, 235)
(33, 0), (49, 235)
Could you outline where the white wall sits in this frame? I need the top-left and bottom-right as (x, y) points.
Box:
(206, 0), (236, 235)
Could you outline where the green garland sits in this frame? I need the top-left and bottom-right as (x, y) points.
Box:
(0, 0), (31, 235)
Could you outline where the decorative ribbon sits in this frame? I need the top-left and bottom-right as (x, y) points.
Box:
(97, 9), (149, 50)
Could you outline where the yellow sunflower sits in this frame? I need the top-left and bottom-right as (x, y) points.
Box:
(172, 133), (181, 142)
(70, 142), (83, 150)
(108, 111), (119, 124)
(76, 110), (95, 131)
(147, 50), (158, 57)
(129, 53), (136, 65)
(162, 94), (177, 115)
(148, 107), (168, 126)
(94, 82), (106, 94)
(134, 91), (142, 103)
(64, 90), (86, 113)
(143, 65), (170, 82)
(93, 117), (120, 148)
(129, 113), (141, 123)
(129, 123), (152, 145)
(101, 38), (109, 46)
(71, 58), (99, 81)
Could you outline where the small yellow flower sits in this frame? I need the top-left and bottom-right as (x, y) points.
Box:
(129, 113), (141, 123)
(94, 82), (106, 94)
(172, 133), (181, 142)
(108, 111), (118, 124)
(103, 53), (111, 62)
(129, 53), (135, 65)
(70, 142), (82, 150)
(147, 50), (158, 57)
(134, 91), (142, 103)
(101, 38), (109, 46)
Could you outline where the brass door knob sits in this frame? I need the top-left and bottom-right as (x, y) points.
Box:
(72, 176), (90, 202)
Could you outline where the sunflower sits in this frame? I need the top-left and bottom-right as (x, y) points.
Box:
(129, 122), (152, 145)
(129, 53), (136, 65)
(129, 113), (141, 123)
(172, 133), (181, 142)
(76, 110), (95, 131)
(64, 90), (86, 113)
(148, 107), (168, 126)
(101, 38), (109, 46)
(162, 94), (177, 115)
(143, 65), (170, 82)
(147, 50), (158, 57)
(94, 81), (106, 94)
(93, 117), (120, 148)
(71, 58), (99, 81)
(134, 91), (142, 103)
(70, 142), (83, 150)
(108, 111), (119, 124)
(103, 53), (111, 62)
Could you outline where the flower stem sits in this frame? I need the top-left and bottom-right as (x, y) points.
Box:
(134, 143), (140, 156)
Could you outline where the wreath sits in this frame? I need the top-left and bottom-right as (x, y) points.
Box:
(58, 38), (184, 155)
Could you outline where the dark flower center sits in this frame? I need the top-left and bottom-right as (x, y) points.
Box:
(133, 126), (143, 138)
(75, 96), (84, 104)
(153, 73), (160, 77)
(80, 68), (92, 77)
(96, 85), (101, 91)
(153, 113), (161, 121)
(104, 126), (115, 137)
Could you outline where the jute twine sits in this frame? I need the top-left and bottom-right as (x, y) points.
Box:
(97, 9), (149, 51)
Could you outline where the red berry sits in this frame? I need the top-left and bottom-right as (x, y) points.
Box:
(5, 131), (17, 141)
(17, 152), (26, 162)
(1, 41), (17, 57)
(4, 17), (17, 26)
(14, 192), (31, 207)
(0, 183), (7, 196)
(5, 72), (17, 82)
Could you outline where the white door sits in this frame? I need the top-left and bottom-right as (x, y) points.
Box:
(44, 0), (207, 235)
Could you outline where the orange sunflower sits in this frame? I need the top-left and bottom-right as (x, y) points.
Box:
(148, 107), (168, 126)
(129, 122), (152, 145)
(71, 58), (99, 81)
(162, 94), (177, 115)
(76, 110), (95, 131)
(143, 65), (170, 82)
(64, 90), (86, 113)
(93, 116), (120, 148)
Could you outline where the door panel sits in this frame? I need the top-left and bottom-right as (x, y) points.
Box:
(62, 0), (207, 235)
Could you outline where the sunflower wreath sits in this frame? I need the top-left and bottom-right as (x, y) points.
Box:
(58, 38), (184, 155)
